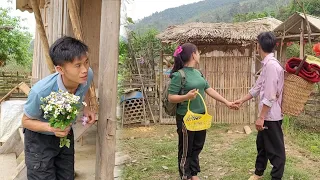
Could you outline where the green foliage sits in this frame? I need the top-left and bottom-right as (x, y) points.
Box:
(286, 43), (316, 59)
(276, 0), (320, 21)
(233, 11), (275, 22)
(0, 7), (33, 67)
(283, 116), (320, 157)
(118, 28), (176, 98)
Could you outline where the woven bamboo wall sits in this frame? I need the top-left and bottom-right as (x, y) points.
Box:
(160, 44), (256, 124)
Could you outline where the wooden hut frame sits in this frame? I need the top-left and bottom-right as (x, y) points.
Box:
(14, 0), (120, 179)
(273, 12), (320, 63)
(157, 17), (282, 125)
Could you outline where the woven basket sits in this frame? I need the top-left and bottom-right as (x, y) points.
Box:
(282, 72), (314, 116)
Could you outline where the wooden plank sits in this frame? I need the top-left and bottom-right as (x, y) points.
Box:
(0, 129), (23, 156)
(67, 0), (98, 112)
(96, 0), (121, 179)
(0, 153), (17, 180)
(18, 82), (31, 95)
(74, 117), (98, 141)
(13, 160), (27, 180)
(30, 0), (55, 73)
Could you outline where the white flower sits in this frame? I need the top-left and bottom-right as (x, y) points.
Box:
(82, 102), (87, 107)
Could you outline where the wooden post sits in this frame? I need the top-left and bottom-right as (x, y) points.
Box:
(250, 43), (256, 124)
(300, 20), (305, 59)
(30, 0), (55, 73)
(159, 43), (164, 124)
(96, 0), (121, 179)
(67, 0), (98, 112)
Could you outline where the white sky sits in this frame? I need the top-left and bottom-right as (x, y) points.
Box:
(0, 0), (36, 36)
(125, 0), (203, 21)
(0, 0), (203, 37)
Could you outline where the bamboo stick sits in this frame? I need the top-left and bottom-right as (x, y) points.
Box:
(300, 20), (305, 59)
(159, 44), (164, 123)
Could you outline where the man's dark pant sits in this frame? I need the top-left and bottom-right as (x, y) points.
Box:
(176, 114), (206, 180)
(24, 128), (74, 180)
(255, 120), (286, 180)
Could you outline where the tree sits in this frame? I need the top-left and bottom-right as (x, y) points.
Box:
(0, 7), (33, 67)
(276, 0), (320, 21)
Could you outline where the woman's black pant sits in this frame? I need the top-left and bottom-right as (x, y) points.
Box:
(176, 114), (206, 180)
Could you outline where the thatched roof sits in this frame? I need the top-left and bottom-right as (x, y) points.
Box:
(157, 17), (282, 45)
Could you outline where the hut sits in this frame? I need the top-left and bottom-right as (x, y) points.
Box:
(157, 17), (282, 124)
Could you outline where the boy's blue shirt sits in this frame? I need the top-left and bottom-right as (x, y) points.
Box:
(23, 68), (94, 135)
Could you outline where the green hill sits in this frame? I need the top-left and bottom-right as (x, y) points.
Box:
(130, 0), (291, 32)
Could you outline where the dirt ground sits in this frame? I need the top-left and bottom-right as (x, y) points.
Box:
(74, 125), (122, 180)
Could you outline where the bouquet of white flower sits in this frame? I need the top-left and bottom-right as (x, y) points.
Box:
(40, 90), (86, 148)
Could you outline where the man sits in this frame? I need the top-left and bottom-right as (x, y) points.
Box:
(235, 32), (285, 180)
(22, 36), (96, 180)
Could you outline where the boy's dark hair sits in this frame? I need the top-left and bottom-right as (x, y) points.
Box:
(257, 32), (276, 53)
(49, 36), (88, 66)
(170, 43), (198, 78)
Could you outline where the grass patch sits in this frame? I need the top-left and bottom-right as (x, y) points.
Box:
(283, 116), (320, 157)
(120, 123), (319, 180)
(222, 133), (312, 180)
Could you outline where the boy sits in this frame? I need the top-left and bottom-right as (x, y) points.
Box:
(235, 32), (285, 180)
(22, 36), (96, 180)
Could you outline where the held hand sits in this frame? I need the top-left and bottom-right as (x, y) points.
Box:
(186, 89), (198, 100)
(50, 125), (71, 138)
(234, 99), (244, 107)
(83, 106), (96, 124)
(226, 101), (239, 110)
(255, 117), (265, 131)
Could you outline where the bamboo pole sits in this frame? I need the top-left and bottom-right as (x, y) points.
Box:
(159, 43), (164, 123)
(67, 0), (98, 112)
(296, 0), (312, 44)
(30, 0), (55, 73)
(96, 0), (121, 179)
(300, 20), (305, 59)
(127, 40), (155, 123)
(276, 33), (320, 39)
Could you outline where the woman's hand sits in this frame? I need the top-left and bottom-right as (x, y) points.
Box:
(186, 89), (198, 100)
(225, 101), (239, 110)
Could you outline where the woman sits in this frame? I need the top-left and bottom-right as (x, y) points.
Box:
(168, 43), (237, 180)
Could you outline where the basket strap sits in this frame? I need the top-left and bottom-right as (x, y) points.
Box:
(187, 92), (208, 114)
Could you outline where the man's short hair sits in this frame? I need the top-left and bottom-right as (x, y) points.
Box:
(257, 32), (277, 53)
(49, 36), (88, 66)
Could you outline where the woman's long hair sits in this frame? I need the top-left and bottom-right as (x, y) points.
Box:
(170, 43), (198, 78)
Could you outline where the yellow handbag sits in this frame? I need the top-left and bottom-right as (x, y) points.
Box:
(183, 92), (212, 131)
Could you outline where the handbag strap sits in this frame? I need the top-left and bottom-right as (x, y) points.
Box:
(187, 92), (208, 114)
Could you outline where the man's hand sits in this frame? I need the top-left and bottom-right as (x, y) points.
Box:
(234, 99), (244, 107)
(83, 106), (96, 124)
(49, 125), (71, 138)
(255, 117), (265, 131)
